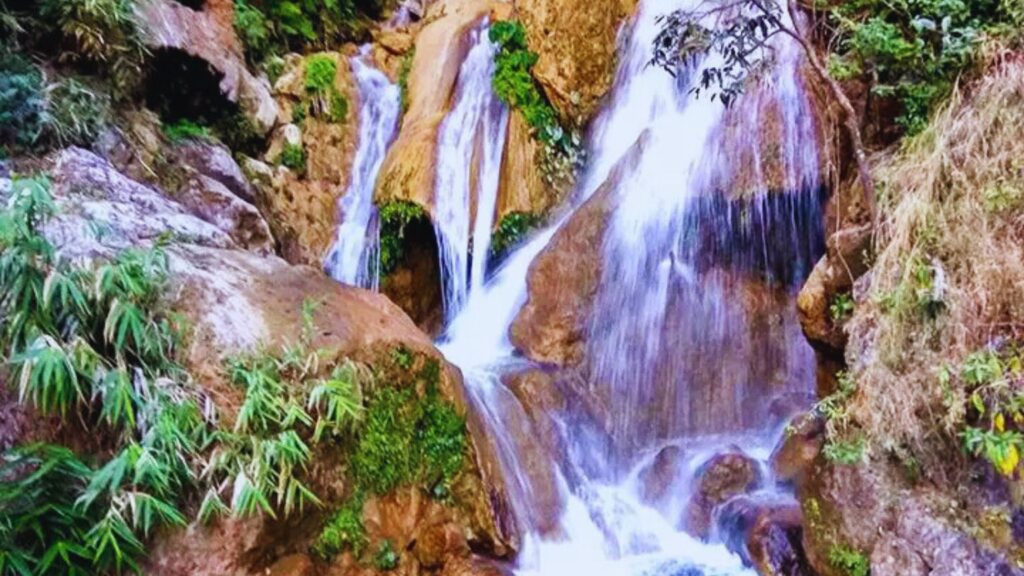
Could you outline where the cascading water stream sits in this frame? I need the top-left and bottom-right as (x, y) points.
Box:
(437, 0), (824, 574)
(324, 45), (401, 290)
(433, 21), (510, 320)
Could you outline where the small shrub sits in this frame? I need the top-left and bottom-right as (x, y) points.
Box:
(232, 0), (358, 63)
(316, 496), (367, 558)
(490, 211), (539, 262)
(234, 0), (271, 65)
(279, 142), (307, 174)
(39, 0), (148, 94)
(46, 77), (112, 146)
(828, 545), (869, 576)
(0, 54), (46, 152)
(303, 54), (348, 124)
(374, 539), (399, 571)
(163, 119), (213, 142)
(378, 200), (427, 276)
(829, 292), (855, 322)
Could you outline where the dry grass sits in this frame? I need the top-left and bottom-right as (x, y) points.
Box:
(844, 48), (1024, 464)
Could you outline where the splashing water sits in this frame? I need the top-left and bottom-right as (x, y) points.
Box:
(324, 45), (401, 289)
(433, 20), (510, 320)
(438, 0), (823, 573)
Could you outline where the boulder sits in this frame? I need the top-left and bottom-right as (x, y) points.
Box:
(513, 0), (635, 123)
(637, 444), (686, 506)
(716, 497), (814, 576)
(510, 131), (648, 365)
(175, 172), (274, 254)
(770, 412), (825, 486)
(373, 0), (493, 214)
(685, 451), (762, 540)
(45, 147), (234, 259)
(138, 0), (278, 133)
(174, 139), (257, 203)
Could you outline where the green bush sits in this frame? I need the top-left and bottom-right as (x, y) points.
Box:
(38, 0), (148, 94)
(234, 0), (272, 65)
(378, 200), (427, 276)
(0, 176), (205, 575)
(490, 211), (539, 262)
(163, 119), (214, 143)
(303, 54), (348, 123)
(279, 142), (307, 173)
(828, 545), (869, 576)
(46, 77), (112, 146)
(827, 0), (1021, 134)
(0, 54), (45, 153)
(315, 496), (367, 558)
(232, 0), (358, 63)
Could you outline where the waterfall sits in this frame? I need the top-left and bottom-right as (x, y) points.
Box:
(438, 0), (823, 574)
(324, 45), (401, 290)
(433, 20), (510, 320)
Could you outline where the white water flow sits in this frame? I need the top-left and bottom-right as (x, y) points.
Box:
(324, 45), (401, 290)
(439, 0), (822, 574)
(433, 21), (510, 320)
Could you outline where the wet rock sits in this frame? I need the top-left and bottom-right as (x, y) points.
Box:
(438, 556), (515, 576)
(638, 445), (686, 505)
(374, 0), (492, 215)
(685, 451), (762, 540)
(496, 106), (557, 223)
(716, 497), (814, 576)
(510, 132), (648, 366)
(770, 413), (825, 486)
(514, 0), (635, 122)
(138, 0), (278, 133)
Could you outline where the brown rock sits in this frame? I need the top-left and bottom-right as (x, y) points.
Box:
(770, 412), (825, 486)
(512, 0), (635, 123)
(439, 556), (514, 576)
(637, 445), (686, 505)
(266, 554), (316, 576)
(174, 139), (257, 203)
(138, 0), (278, 133)
(685, 451), (762, 540)
(510, 131), (648, 365)
(496, 111), (553, 223)
(716, 498), (814, 576)
(374, 0), (493, 214)
(176, 172), (275, 254)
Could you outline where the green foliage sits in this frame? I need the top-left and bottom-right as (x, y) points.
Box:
(489, 20), (583, 187)
(279, 142), (307, 174)
(490, 212), (539, 262)
(397, 50), (414, 113)
(827, 0), (1021, 134)
(0, 55), (46, 153)
(817, 372), (866, 465)
(0, 177), (205, 575)
(46, 78), (112, 147)
(232, 0), (358, 64)
(302, 55), (348, 124)
(378, 200), (426, 276)
(373, 539), (399, 571)
(163, 119), (213, 143)
(38, 0), (148, 95)
(953, 346), (1024, 476)
(828, 545), (869, 576)
(829, 292), (855, 322)
(315, 495), (366, 559)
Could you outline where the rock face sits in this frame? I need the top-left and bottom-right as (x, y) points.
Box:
(685, 451), (762, 540)
(373, 0), (492, 213)
(716, 497), (814, 576)
(513, 0), (634, 124)
(250, 53), (362, 266)
(510, 132), (647, 365)
(637, 444), (686, 506)
(770, 412), (825, 485)
(138, 0), (278, 133)
(799, 458), (1024, 576)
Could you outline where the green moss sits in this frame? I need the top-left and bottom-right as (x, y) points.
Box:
(315, 495), (368, 559)
(828, 545), (869, 576)
(488, 21), (583, 186)
(302, 54), (348, 124)
(374, 539), (400, 571)
(351, 386), (418, 494)
(490, 211), (540, 262)
(305, 54), (338, 92)
(163, 119), (213, 143)
(279, 142), (307, 174)
(397, 49), (414, 113)
(378, 200), (427, 276)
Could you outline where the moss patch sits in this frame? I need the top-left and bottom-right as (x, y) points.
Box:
(378, 200), (428, 276)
